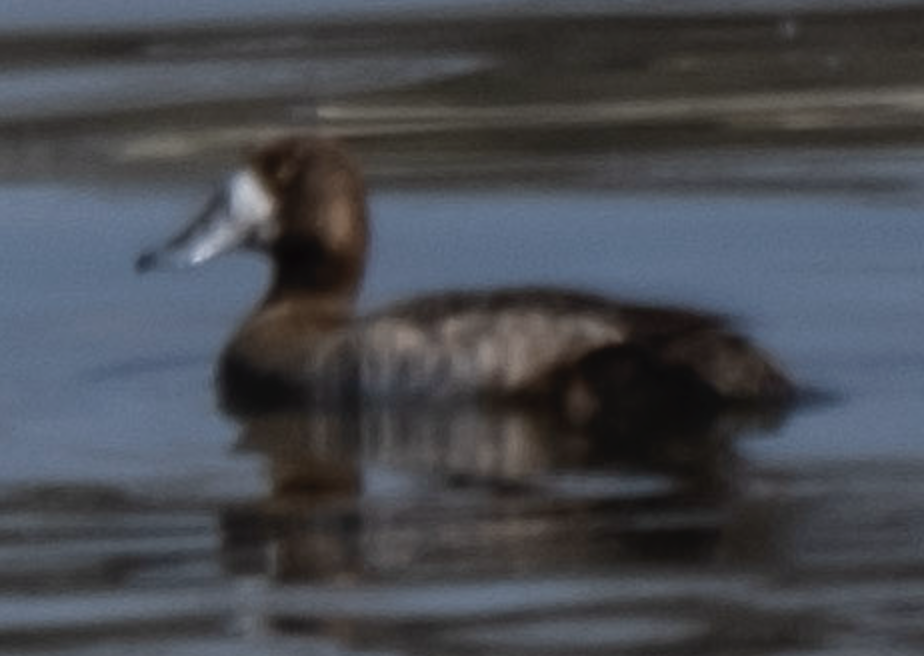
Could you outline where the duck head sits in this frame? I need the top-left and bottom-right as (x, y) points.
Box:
(137, 136), (369, 301)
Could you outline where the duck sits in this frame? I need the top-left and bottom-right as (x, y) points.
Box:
(137, 136), (794, 421)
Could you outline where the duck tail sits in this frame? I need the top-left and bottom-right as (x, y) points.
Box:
(661, 329), (796, 405)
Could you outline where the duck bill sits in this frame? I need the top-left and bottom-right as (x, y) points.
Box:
(135, 170), (275, 273)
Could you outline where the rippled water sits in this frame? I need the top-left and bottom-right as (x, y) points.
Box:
(3, 3), (924, 655)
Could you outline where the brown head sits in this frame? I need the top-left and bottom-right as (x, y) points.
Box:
(137, 136), (369, 303)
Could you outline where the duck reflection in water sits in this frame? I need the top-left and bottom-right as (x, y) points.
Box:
(221, 404), (786, 583)
(138, 135), (794, 579)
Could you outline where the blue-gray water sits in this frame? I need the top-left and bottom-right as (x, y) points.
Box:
(3, 3), (924, 655)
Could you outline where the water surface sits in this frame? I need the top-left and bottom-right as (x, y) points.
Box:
(2, 3), (924, 655)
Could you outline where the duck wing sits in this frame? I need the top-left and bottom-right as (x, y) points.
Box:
(353, 287), (790, 403)
(347, 288), (724, 401)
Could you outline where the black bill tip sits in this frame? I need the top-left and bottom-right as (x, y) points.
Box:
(135, 250), (158, 274)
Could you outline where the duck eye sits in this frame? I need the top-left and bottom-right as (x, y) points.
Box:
(259, 152), (299, 189)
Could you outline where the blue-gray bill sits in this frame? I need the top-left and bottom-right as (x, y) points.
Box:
(136, 170), (276, 273)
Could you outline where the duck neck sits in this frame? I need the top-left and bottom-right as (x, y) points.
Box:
(263, 237), (364, 315)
